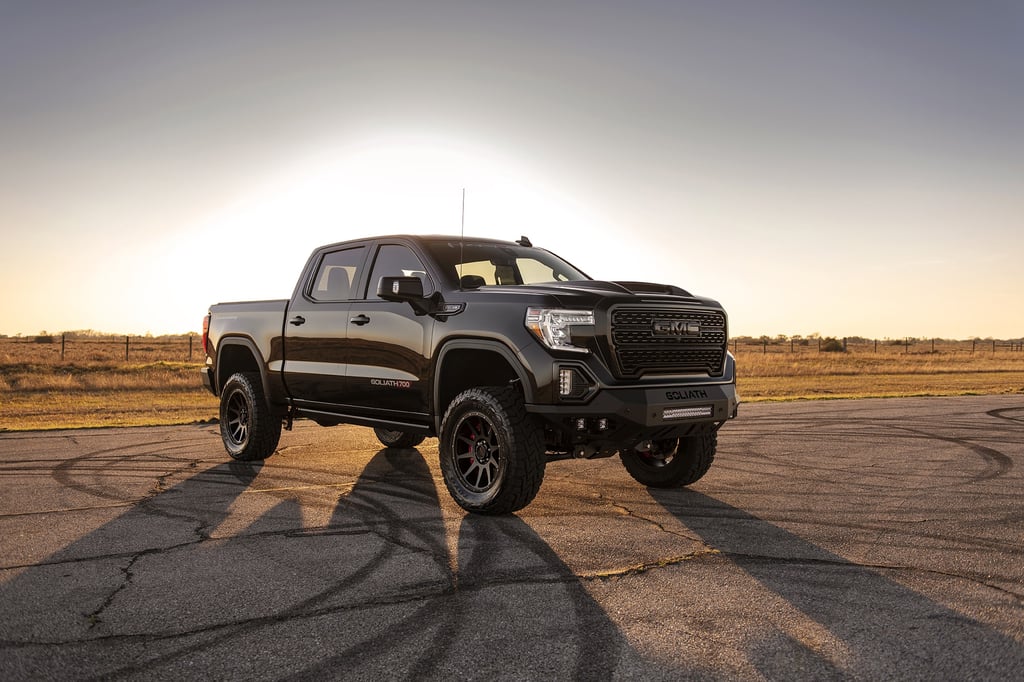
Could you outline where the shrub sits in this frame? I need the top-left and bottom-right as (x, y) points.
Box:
(821, 337), (845, 353)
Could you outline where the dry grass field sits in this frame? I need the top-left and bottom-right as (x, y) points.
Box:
(1, 336), (1022, 432)
(736, 345), (1024, 400)
(0, 337), (218, 431)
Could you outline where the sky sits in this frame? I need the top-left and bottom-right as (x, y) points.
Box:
(1, 0), (1021, 340)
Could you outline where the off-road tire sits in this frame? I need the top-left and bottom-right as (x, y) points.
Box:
(619, 430), (716, 488)
(439, 386), (545, 515)
(219, 372), (281, 461)
(373, 428), (426, 449)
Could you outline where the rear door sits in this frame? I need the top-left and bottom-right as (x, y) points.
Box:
(342, 241), (436, 421)
(282, 244), (368, 408)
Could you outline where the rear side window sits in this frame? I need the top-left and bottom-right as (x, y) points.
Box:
(310, 247), (365, 301)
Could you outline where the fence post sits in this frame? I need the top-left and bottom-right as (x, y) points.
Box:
(905, 337), (910, 354)
(188, 335), (193, 361)
(972, 339), (976, 354)
(874, 339), (878, 353)
(125, 335), (130, 361)
(762, 338), (767, 354)
(993, 340), (997, 354)
(61, 333), (66, 361)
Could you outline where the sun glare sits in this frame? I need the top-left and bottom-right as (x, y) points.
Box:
(156, 134), (612, 332)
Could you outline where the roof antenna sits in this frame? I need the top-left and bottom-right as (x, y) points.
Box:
(459, 188), (465, 290)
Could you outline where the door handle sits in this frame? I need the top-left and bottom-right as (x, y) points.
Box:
(350, 314), (371, 326)
(289, 316), (306, 326)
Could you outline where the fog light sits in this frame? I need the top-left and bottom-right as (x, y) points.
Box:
(559, 368), (573, 397)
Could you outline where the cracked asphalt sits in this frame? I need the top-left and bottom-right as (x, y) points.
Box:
(1, 395), (1022, 680)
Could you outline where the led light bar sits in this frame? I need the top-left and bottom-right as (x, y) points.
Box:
(663, 406), (713, 420)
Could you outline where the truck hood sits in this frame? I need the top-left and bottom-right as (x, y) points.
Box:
(467, 280), (723, 309)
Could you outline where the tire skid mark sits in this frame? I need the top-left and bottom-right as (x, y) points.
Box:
(713, 551), (1024, 605)
(645, 493), (1024, 557)
(0, 501), (143, 519)
(50, 440), (204, 503)
(725, 405), (1019, 492)
(987, 407), (1024, 424)
(896, 426), (1013, 482)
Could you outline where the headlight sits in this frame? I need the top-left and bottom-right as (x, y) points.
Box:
(525, 308), (594, 353)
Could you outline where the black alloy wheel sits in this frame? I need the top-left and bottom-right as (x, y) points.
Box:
(218, 372), (281, 461)
(619, 431), (717, 488)
(373, 427), (427, 449)
(439, 386), (545, 514)
(453, 414), (502, 492)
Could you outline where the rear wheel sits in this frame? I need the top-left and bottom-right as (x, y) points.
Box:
(373, 428), (426, 449)
(439, 386), (545, 514)
(219, 372), (281, 461)
(619, 431), (716, 488)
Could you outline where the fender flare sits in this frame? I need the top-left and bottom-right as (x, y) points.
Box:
(215, 336), (279, 408)
(433, 339), (535, 433)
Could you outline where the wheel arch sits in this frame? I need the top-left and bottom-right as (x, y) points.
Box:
(434, 340), (534, 434)
(215, 337), (283, 413)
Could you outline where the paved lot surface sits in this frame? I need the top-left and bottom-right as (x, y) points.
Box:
(1, 395), (1022, 680)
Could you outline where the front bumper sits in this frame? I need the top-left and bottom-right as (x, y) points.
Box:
(527, 381), (739, 447)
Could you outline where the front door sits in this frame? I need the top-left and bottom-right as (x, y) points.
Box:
(343, 243), (435, 421)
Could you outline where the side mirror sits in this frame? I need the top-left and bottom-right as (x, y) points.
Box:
(378, 276), (437, 315)
(378, 276), (425, 301)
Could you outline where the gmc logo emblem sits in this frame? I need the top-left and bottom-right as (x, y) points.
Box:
(652, 319), (700, 336)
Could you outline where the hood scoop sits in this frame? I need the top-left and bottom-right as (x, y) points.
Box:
(613, 281), (693, 297)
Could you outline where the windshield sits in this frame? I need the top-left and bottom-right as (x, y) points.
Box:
(424, 239), (591, 288)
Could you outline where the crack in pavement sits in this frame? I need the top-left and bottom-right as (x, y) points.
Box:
(86, 553), (142, 630)
(581, 548), (723, 580)
(609, 500), (707, 544)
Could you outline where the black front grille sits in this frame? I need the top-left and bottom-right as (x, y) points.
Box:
(610, 307), (727, 377)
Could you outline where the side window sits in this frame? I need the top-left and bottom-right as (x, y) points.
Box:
(310, 247), (365, 302)
(366, 245), (434, 300)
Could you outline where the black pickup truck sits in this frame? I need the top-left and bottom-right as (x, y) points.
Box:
(201, 234), (738, 514)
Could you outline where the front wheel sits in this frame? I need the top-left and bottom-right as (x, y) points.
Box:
(439, 386), (545, 514)
(219, 372), (281, 461)
(373, 427), (426, 449)
(619, 431), (717, 488)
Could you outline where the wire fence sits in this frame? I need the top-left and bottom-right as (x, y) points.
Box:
(3, 333), (1023, 364)
(0, 335), (201, 364)
(732, 337), (1024, 355)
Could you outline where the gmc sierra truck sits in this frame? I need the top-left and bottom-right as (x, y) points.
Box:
(201, 235), (738, 514)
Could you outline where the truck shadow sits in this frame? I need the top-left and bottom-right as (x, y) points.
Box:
(648, 487), (1024, 679)
(286, 446), (635, 679)
(1, 443), (654, 679)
